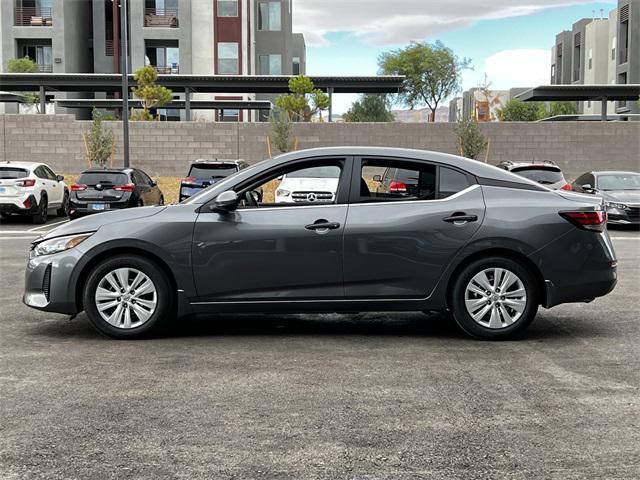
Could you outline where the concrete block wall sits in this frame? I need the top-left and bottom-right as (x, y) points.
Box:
(0, 114), (638, 180)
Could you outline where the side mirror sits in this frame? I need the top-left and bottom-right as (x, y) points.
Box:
(211, 190), (238, 213)
(582, 184), (595, 192)
(150, 180), (157, 187)
(372, 175), (382, 182)
(56, 175), (64, 182)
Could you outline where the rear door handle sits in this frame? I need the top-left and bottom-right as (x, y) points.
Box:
(443, 214), (478, 223)
(305, 221), (341, 231)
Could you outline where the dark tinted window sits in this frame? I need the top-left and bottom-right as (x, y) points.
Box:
(42, 166), (57, 180)
(0, 167), (28, 179)
(439, 167), (471, 198)
(34, 166), (48, 179)
(188, 164), (238, 179)
(78, 172), (128, 185)
(362, 159), (436, 201)
(512, 166), (564, 185)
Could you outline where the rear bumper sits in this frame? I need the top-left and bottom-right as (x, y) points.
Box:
(69, 199), (132, 218)
(0, 194), (39, 215)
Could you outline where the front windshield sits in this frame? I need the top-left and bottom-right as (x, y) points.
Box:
(597, 173), (640, 191)
(182, 160), (264, 204)
(286, 166), (341, 179)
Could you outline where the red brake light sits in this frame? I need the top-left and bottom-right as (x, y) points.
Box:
(561, 183), (573, 191)
(16, 179), (36, 187)
(389, 180), (407, 193)
(71, 184), (87, 191)
(181, 176), (196, 186)
(113, 183), (135, 192)
(560, 211), (607, 232)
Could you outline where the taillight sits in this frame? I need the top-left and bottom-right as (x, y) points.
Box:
(71, 184), (87, 191)
(560, 210), (607, 232)
(389, 180), (407, 193)
(181, 176), (196, 186)
(113, 183), (135, 192)
(16, 179), (36, 187)
(561, 183), (573, 191)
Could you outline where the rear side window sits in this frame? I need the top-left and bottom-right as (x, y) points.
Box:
(0, 167), (28, 179)
(189, 164), (238, 179)
(78, 172), (128, 185)
(439, 167), (472, 198)
(362, 159), (437, 202)
(512, 167), (564, 185)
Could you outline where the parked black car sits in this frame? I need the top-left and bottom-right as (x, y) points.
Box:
(572, 170), (640, 225)
(179, 159), (249, 202)
(496, 160), (572, 190)
(69, 168), (164, 220)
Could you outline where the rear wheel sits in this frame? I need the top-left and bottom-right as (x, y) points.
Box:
(450, 256), (538, 340)
(83, 255), (174, 339)
(32, 195), (48, 224)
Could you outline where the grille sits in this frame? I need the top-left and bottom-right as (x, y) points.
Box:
(291, 191), (333, 203)
(42, 264), (52, 301)
(626, 207), (640, 219)
(620, 4), (629, 22)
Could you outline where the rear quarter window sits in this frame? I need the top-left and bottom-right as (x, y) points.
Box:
(439, 167), (472, 198)
(0, 167), (29, 179)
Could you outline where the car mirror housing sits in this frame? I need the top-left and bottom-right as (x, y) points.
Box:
(56, 175), (64, 182)
(211, 190), (238, 213)
(582, 184), (595, 192)
(372, 175), (382, 182)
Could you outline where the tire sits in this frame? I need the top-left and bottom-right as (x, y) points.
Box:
(83, 254), (174, 339)
(32, 195), (48, 224)
(56, 191), (69, 217)
(450, 256), (539, 340)
(158, 196), (164, 206)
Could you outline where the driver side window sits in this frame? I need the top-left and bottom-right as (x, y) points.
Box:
(237, 159), (344, 208)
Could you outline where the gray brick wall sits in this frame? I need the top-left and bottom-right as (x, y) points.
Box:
(1, 115), (638, 180)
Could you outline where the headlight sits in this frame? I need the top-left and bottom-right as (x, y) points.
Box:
(606, 202), (628, 211)
(32, 233), (93, 257)
(276, 189), (290, 197)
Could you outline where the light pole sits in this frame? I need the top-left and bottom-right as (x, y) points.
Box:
(120, 0), (130, 168)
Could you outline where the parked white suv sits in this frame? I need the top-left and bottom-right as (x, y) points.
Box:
(0, 162), (69, 224)
(274, 165), (340, 203)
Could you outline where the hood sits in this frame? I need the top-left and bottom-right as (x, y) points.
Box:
(41, 206), (166, 240)
(600, 190), (640, 205)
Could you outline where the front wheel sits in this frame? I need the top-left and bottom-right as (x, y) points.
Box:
(450, 256), (538, 340)
(83, 255), (174, 339)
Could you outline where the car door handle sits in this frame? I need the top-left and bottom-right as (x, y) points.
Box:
(443, 213), (478, 224)
(305, 221), (341, 231)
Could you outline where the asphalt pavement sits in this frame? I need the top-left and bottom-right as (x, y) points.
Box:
(0, 217), (639, 479)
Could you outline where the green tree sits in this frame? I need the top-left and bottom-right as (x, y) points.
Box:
(275, 75), (330, 122)
(343, 94), (395, 122)
(269, 110), (294, 154)
(84, 108), (115, 167)
(498, 99), (545, 122)
(546, 101), (578, 117)
(131, 65), (173, 121)
(379, 41), (471, 122)
(7, 56), (40, 112)
(454, 117), (488, 160)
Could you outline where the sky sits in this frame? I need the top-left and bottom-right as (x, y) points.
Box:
(293, 0), (617, 114)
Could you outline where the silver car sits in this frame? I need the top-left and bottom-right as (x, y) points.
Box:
(24, 147), (617, 340)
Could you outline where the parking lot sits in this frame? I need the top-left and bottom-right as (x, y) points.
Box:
(0, 217), (639, 479)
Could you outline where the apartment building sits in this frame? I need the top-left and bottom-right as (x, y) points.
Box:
(550, 0), (639, 115)
(1, 0), (307, 120)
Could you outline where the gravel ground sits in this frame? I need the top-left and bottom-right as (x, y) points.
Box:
(0, 225), (639, 479)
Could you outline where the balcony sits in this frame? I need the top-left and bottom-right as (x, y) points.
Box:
(144, 8), (178, 28)
(14, 6), (52, 26)
(153, 65), (179, 74)
(37, 63), (52, 72)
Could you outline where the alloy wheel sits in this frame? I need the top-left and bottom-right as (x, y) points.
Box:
(94, 267), (157, 329)
(464, 267), (527, 329)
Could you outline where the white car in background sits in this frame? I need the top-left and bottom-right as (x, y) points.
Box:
(274, 165), (340, 204)
(0, 162), (69, 224)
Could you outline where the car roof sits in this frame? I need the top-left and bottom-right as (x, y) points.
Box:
(81, 168), (131, 173)
(0, 161), (45, 169)
(593, 171), (640, 176)
(191, 159), (244, 165)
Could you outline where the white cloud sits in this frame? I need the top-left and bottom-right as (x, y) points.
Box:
(293, 0), (615, 46)
(482, 49), (551, 89)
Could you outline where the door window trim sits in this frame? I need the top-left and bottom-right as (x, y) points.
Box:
(349, 156), (476, 205)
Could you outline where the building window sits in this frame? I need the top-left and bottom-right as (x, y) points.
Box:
(217, 0), (238, 17)
(15, 0), (53, 26)
(292, 56), (300, 75)
(220, 109), (240, 122)
(218, 42), (239, 74)
(588, 48), (592, 70)
(19, 44), (52, 72)
(258, 1), (281, 31)
(617, 72), (628, 109)
(619, 8), (629, 64)
(144, 0), (179, 27)
(145, 45), (180, 74)
(611, 36), (616, 61)
(573, 32), (581, 81)
(259, 54), (282, 75)
(551, 64), (556, 80)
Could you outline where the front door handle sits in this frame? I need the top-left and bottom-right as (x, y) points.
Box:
(443, 213), (478, 224)
(305, 220), (341, 231)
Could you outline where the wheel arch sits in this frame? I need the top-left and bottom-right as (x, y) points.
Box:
(445, 247), (547, 309)
(74, 246), (178, 312)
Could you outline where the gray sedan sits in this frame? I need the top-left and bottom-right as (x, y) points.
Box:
(24, 147), (617, 340)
